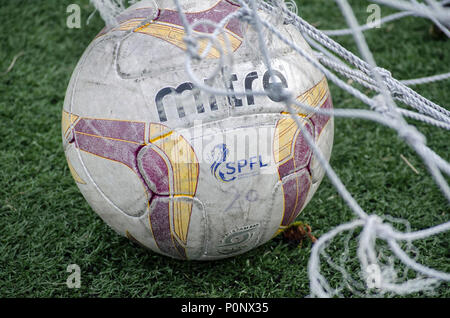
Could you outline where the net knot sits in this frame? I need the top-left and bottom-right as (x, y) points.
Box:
(237, 8), (255, 25)
(373, 67), (392, 79)
(372, 94), (390, 113)
(364, 214), (384, 232)
(398, 125), (427, 145)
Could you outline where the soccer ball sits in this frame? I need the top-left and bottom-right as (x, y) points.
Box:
(62, 0), (334, 260)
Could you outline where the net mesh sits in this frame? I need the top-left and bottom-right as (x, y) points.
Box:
(89, 0), (450, 297)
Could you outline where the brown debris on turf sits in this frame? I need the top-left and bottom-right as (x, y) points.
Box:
(281, 221), (318, 248)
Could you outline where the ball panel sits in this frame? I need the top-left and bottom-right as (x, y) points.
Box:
(65, 143), (152, 240)
(137, 144), (171, 195)
(279, 168), (312, 227)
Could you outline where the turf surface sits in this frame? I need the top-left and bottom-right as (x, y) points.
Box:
(0, 0), (448, 297)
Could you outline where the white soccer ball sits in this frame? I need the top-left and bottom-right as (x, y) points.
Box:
(62, 0), (334, 260)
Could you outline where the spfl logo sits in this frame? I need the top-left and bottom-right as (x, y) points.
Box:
(209, 144), (269, 182)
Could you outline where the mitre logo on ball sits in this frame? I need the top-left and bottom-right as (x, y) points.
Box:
(62, 0), (334, 260)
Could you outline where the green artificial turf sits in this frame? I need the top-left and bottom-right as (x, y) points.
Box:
(0, 0), (448, 298)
